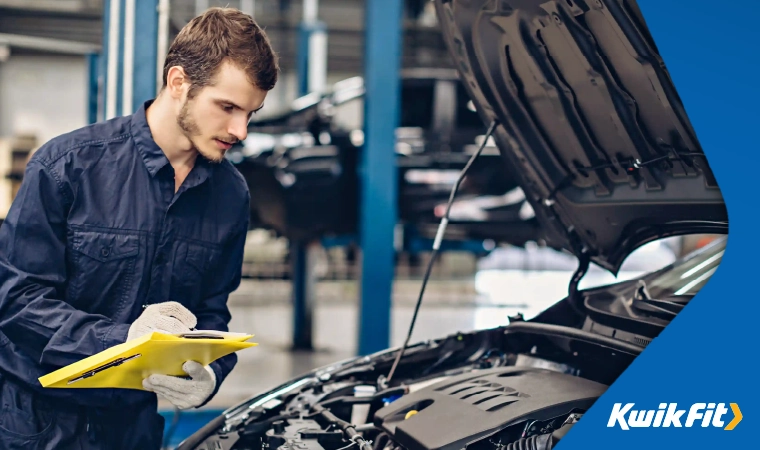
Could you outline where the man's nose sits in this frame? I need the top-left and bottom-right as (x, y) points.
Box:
(228, 116), (248, 142)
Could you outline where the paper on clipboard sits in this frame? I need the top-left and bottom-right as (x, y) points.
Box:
(176, 330), (251, 340)
(38, 331), (256, 390)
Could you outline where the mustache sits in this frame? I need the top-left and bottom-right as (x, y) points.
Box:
(214, 136), (239, 145)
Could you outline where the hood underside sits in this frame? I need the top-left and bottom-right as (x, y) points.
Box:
(434, 0), (728, 272)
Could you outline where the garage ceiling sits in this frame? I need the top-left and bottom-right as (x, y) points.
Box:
(0, 0), (453, 72)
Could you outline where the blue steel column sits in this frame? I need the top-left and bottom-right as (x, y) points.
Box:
(87, 53), (100, 124)
(291, 241), (317, 350)
(291, 20), (312, 351)
(132, 0), (159, 109)
(296, 21), (327, 96)
(291, 1), (326, 351)
(99, 0), (111, 122)
(115, 0), (125, 116)
(358, 0), (402, 355)
(101, 0), (159, 120)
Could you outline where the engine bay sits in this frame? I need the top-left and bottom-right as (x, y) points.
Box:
(373, 367), (604, 450)
(179, 319), (641, 450)
(176, 237), (717, 450)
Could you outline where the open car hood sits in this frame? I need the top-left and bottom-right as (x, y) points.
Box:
(433, 0), (727, 273)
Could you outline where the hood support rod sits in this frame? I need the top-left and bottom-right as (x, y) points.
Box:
(568, 250), (590, 317)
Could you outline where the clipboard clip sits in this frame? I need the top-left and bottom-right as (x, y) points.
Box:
(178, 333), (223, 339)
(67, 353), (142, 385)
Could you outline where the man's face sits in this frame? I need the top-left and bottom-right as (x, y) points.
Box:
(176, 60), (267, 163)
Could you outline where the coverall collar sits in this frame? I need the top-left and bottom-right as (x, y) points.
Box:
(131, 100), (170, 178)
(130, 99), (215, 186)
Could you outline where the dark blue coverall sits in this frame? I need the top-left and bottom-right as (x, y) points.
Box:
(0, 101), (250, 449)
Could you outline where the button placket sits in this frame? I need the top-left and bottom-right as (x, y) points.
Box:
(144, 172), (176, 307)
(147, 219), (172, 303)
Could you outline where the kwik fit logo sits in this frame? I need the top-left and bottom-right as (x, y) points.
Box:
(608, 403), (742, 430)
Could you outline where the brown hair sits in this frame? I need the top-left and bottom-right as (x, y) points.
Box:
(162, 7), (279, 98)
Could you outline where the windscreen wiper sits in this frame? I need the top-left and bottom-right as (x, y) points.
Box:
(632, 280), (685, 317)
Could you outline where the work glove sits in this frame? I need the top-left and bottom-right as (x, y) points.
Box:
(127, 301), (197, 341)
(142, 361), (217, 410)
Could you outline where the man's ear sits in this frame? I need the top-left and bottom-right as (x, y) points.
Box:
(166, 66), (188, 99)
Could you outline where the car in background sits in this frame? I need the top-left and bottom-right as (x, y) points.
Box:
(185, 1), (728, 449)
(226, 69), (542, 247)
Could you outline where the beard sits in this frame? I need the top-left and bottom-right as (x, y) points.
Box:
(177, 98), (228, 163)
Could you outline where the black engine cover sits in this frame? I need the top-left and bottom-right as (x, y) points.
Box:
(374, 367), (606, 450)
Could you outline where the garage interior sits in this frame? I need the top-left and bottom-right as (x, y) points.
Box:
(0, 0), (725, 448)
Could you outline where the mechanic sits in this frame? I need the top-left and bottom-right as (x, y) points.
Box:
(0, 7), (278, 449)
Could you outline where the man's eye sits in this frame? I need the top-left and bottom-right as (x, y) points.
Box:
(222, 105), (234, 112)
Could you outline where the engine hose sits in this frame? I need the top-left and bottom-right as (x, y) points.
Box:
(312, 404), (374, 450)
(373, 433), (390, 450)
(238, 411), (299, 436)
(501, 433), (553, 450)
(318, 386), (408, 408)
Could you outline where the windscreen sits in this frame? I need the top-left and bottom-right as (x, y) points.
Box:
(643, 237), (726, 298)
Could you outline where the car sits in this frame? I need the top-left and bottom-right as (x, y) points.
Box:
(227, 69), (542, 248)
(179, 0), (728, 449)
(177, 239), (726, 450)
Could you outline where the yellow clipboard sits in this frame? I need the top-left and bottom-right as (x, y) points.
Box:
(38, 331), (257, 390)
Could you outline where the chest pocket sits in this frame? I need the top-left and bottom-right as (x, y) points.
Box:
(67, 230), (140, 318)
(171, 240), (220, 307)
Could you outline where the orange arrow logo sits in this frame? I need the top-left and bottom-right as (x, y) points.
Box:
(724, 403), (742, 430)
